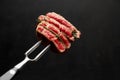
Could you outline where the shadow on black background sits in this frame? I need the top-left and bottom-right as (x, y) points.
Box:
(0, 0), (120, 80)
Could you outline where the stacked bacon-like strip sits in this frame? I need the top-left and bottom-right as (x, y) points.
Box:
(36, 12), (81, 53)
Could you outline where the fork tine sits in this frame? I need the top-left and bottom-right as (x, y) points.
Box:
(25, 40), (42, 55)
(31, 44), (51, 61)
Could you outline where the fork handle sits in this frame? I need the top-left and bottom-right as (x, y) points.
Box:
(0, 67), (18, 80)
(0, 57), (30, 80)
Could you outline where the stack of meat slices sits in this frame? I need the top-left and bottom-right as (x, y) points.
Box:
(36, 12), (81, 53)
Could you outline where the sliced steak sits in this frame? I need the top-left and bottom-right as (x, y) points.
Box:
(36, 12), (81, 53)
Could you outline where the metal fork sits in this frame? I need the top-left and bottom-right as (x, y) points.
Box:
(0, 40), (50, 80)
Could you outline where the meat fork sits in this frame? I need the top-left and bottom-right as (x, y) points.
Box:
(0, 40), (50, 80)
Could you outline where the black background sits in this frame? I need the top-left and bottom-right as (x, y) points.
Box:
(0, 0), (120, 80)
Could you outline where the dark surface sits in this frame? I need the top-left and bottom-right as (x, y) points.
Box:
(0, 0), (120, 80)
